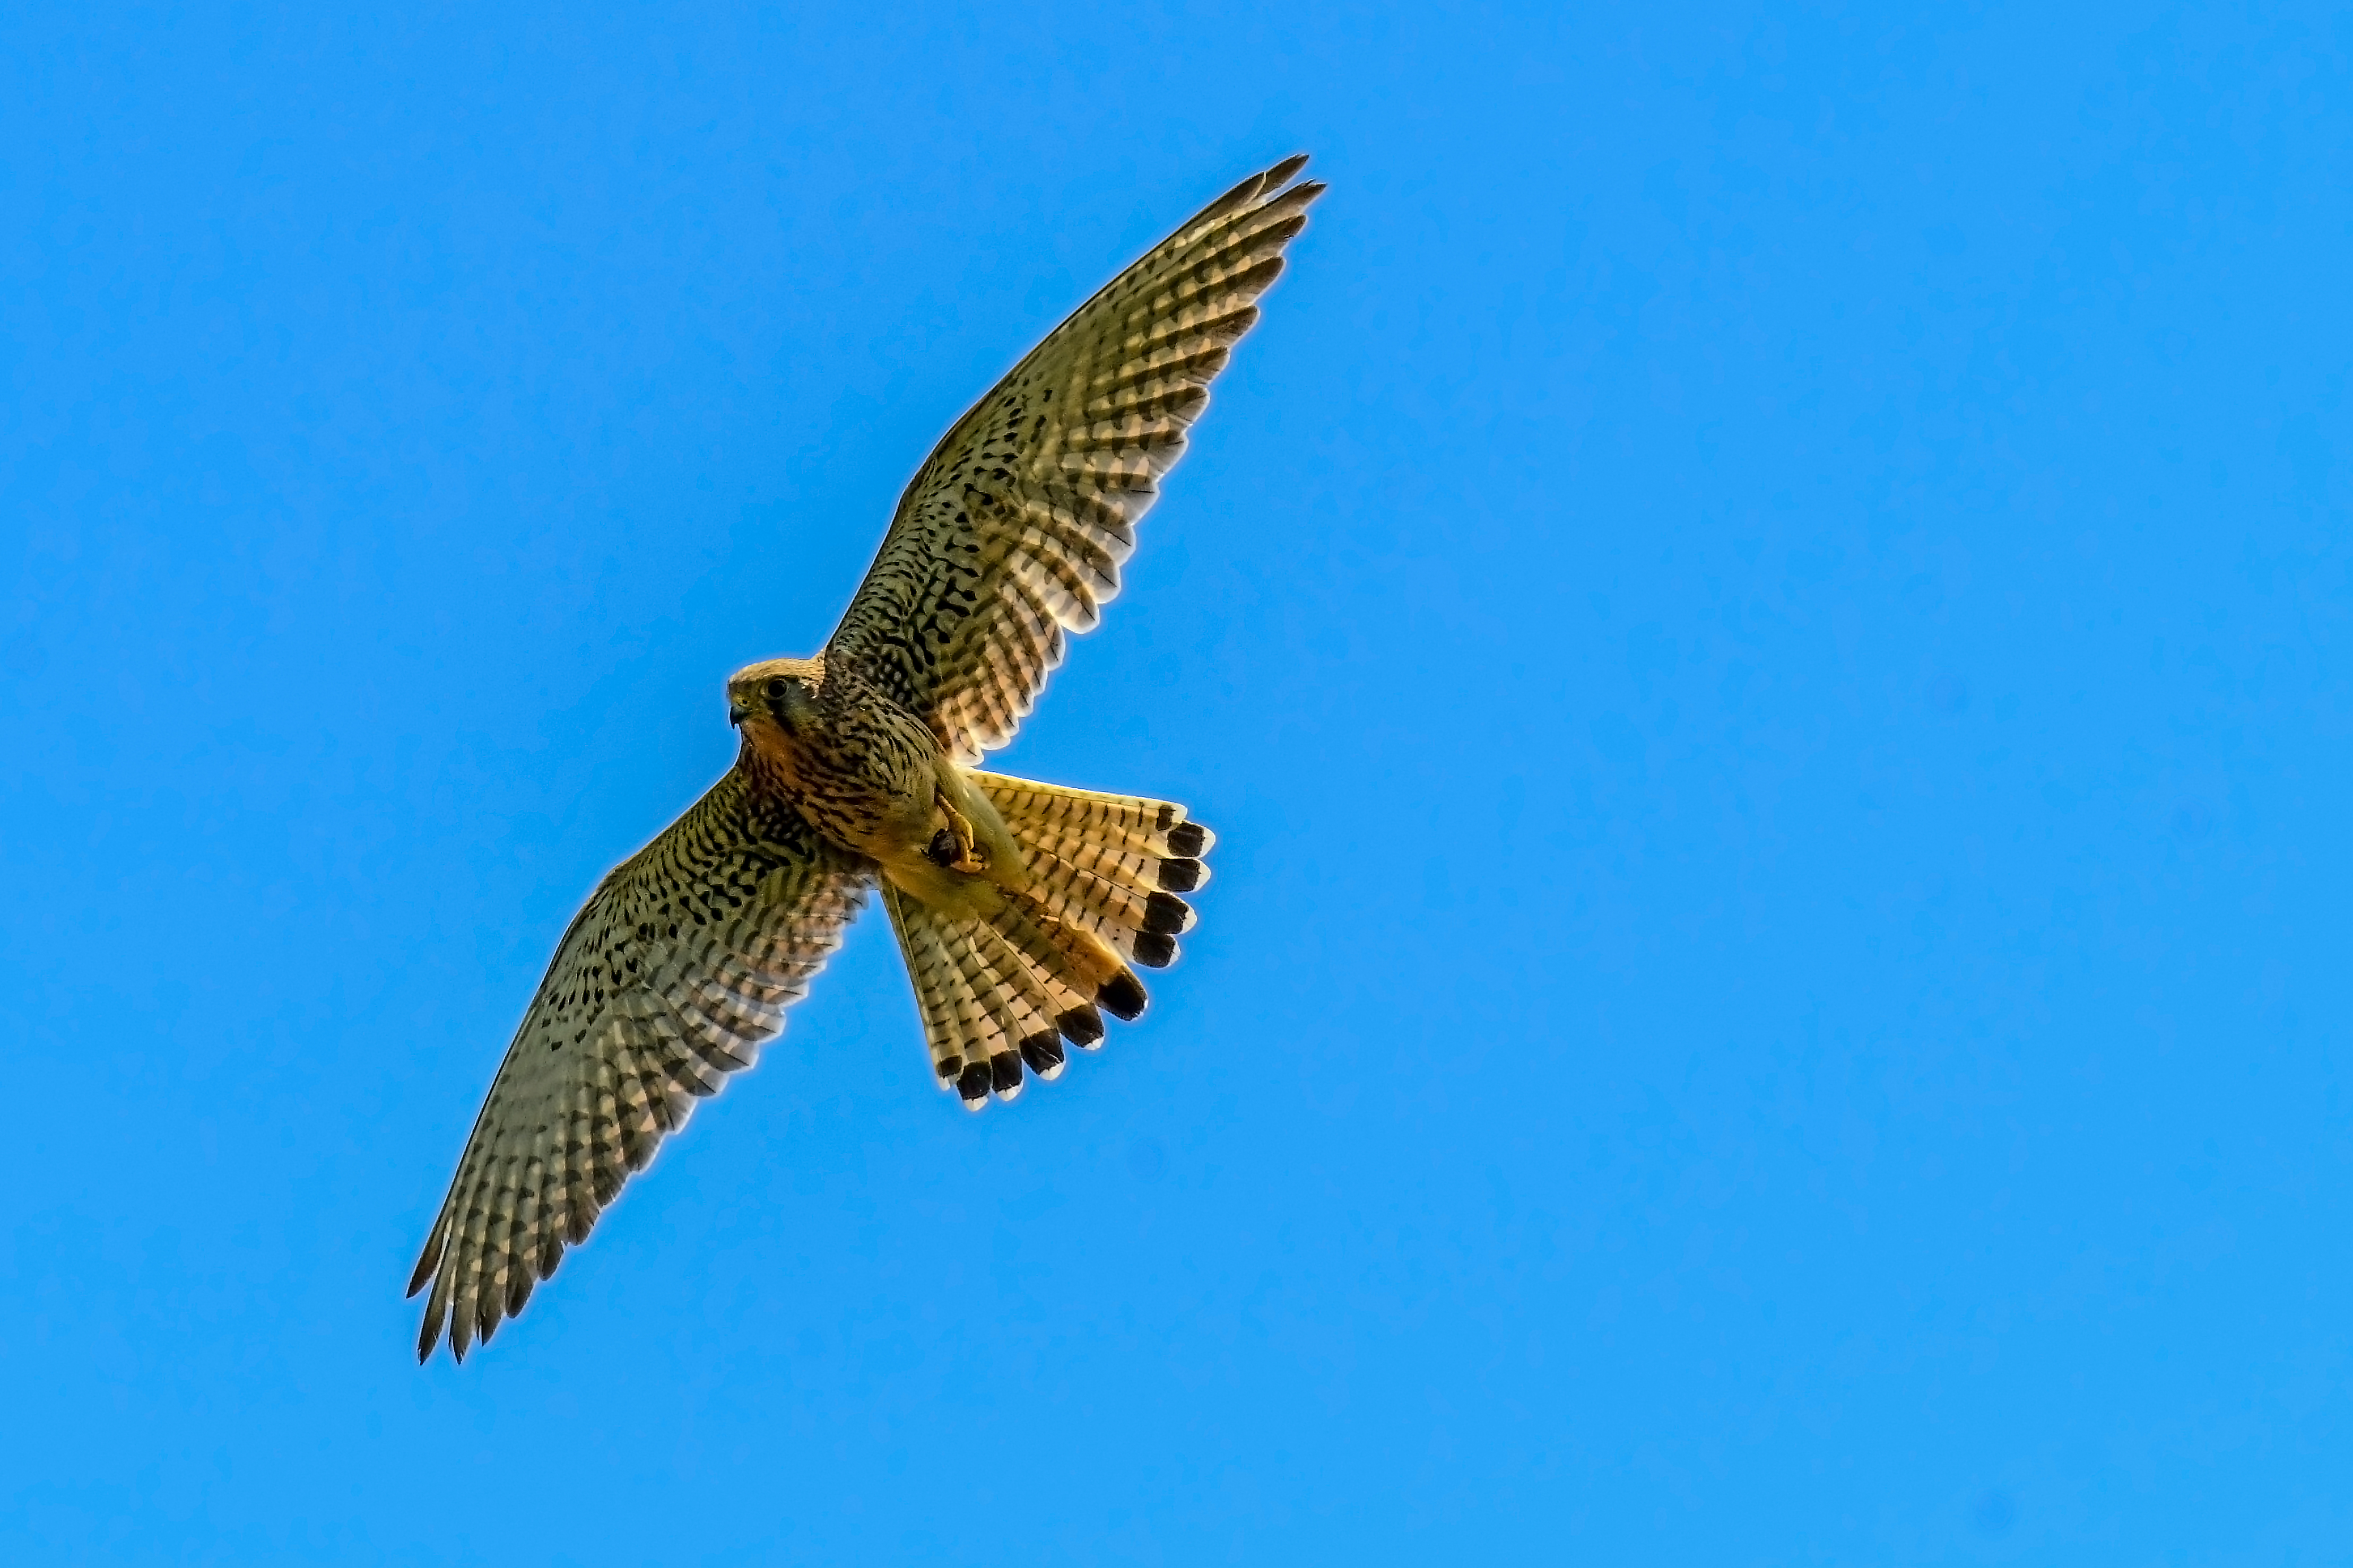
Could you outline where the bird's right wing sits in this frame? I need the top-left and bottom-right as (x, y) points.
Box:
(407, 768), (870, 1362)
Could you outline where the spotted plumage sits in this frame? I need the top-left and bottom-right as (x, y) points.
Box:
(409, 155), (1320, 1361)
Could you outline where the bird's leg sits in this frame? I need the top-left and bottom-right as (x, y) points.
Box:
(926, 790), (989, 874)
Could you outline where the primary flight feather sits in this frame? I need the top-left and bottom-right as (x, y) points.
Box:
(407, 154), (1323, 1362)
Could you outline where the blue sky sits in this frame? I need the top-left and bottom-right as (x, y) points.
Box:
(5, 1), (2349, 1561)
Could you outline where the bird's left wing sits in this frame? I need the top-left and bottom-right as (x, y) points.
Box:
(826, 154), (1324, 764)
(407, 768), (870, 1362)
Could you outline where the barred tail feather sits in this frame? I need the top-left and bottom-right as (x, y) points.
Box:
(884, 773), (1213, 1110)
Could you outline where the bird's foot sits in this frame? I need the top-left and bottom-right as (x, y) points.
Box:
(926, 795), (989, 873)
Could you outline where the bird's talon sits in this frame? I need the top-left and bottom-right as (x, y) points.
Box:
(931, 794), (988, 873)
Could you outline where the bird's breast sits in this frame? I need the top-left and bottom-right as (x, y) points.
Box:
(756, 702), (943, 863)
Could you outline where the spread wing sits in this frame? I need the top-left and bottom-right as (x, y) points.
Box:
(826, 154), (1325, 764)
(407, 769), (870, 1362)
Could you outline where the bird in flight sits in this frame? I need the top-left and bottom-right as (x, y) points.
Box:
(407, 155), (1324, 1362)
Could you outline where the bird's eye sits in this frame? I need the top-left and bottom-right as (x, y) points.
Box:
(765, 677), (790, 702)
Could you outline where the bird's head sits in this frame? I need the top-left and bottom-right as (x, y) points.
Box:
(727, 655), (825, 743)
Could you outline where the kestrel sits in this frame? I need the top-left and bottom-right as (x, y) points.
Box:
(407, 155), (1324, 1361)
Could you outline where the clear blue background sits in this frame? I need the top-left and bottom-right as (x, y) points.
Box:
(5, 2), (2347, 1561)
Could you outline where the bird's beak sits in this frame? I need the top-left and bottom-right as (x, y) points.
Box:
(728, 699), (749, 727)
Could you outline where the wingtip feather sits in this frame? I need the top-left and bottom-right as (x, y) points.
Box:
(1202, 152), (1313, 225)
(405, 1224), (445, 1299)
(1263, 152), (1312, 190)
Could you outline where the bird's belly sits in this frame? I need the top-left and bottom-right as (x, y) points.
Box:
(789, 764), (931, 859)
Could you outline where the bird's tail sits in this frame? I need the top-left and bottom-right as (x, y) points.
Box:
(883, 772), (1213, 1109)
